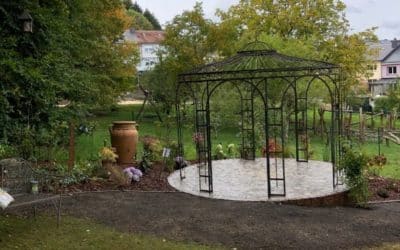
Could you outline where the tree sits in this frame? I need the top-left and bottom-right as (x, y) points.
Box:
(141, 3), (216, 113)
(142, 0), (377, 121)
(127, 9), (154, 30)
(132, 2), (143, 13)
(122, 0), (134, 10)
(217, 0), (349, 41)
(216, 0), (377, 93)
(143, 9), (162, 30)
(0, 0), (138, 153)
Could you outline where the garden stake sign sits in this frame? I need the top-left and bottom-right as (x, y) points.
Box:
(160, 148), (171, 179)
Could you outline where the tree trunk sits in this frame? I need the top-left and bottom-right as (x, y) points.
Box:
(68, 121), (75, 171)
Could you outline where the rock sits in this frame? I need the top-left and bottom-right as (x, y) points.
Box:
(377, 188), (390, 198)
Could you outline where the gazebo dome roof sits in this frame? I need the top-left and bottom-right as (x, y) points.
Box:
(179, 41), (339, 83)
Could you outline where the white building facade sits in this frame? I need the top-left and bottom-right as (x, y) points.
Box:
(123, 29), (165, 72)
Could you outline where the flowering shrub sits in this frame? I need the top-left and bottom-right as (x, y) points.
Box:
(371, 154), (387, 167)
(261, 139), (282, 157)
(141, 135), (162, 161)
(192, 132), (204, 144)
(367, 154), (387, 176)
(99, 147), (118, 162)
(227, 144), (237, 158)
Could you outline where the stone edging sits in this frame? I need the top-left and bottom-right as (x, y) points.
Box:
(61, 190), (178, 196)
(367, 199), (400, 204)
(62, 189), (352, 207)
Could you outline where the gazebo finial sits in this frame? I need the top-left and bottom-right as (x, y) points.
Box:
(239, 40), (275, 53)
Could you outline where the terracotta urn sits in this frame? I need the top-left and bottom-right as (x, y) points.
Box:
(109, 121), (138, 164)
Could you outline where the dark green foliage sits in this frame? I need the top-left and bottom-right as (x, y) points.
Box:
(141, 3), (214, 113)
(132, 2), (143, 13)
(340, 145), (370, 206)
(374, 83), (400, 112)
(127, 9), (153, 30)
(0, 0), (138, 158)
(374, 97), (391, 112)
(143, 9), (162, 30)
(124, 3), (161, 30)
(0, 143), (17, 159)
(122, 0), (134, 10)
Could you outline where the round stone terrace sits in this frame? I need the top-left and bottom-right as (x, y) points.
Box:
(168, 158), (347, 202)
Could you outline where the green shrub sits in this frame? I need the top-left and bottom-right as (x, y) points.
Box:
(340, 146), (370, 206)
(374, 96), (391, 112)
(0, 144), (17, 159)
(55, 161), (98, 186)
(141, 135), (162, 161)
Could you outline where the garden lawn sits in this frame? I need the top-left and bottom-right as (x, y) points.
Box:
(0, 215), (221, 250)
(76, 104), (400, 179)
(76, 104), (242, 161)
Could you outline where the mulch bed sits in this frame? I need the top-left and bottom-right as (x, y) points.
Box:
(56, 161), (400, 202)
(61, 162), (175, 193)
(368, 176), (400, 201)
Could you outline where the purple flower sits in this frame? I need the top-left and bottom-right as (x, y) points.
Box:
(123, 167), (143, 182)
(131, 168), (143, 177)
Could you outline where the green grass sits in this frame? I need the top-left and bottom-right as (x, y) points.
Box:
(76, 105), (243, 161)
(74, 104), (400, 179)
(0, 215), (221, 250)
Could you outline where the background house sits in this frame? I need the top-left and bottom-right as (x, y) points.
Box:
(123, 29), (165, 72)
(368, 39), (400, 97)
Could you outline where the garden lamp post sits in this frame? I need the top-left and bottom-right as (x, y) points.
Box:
(18, 10), (33, 33)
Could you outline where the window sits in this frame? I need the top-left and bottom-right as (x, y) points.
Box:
(145, 47), (154, 53)
(388, 66), (397, 74)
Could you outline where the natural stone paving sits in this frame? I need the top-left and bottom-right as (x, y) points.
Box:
(168, 158), (347, 201)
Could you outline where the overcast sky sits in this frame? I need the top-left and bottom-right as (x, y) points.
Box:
(134, 0), (400, 40)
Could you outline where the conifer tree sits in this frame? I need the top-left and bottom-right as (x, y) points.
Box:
(144, 9), (162, 30)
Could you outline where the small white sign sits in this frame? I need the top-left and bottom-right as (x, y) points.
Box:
(0, 188), (14, 209)
(162, 148), (171, 158)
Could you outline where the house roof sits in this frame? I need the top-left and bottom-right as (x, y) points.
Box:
(123, 30), (165, 44)
(368, 39), (400, 61)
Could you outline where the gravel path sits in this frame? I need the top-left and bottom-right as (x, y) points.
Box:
(60, 191), (400, 249)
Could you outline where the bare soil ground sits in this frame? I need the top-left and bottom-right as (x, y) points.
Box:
(7, 163), (400, 249)
(56, 192), (400, 249)
(368, 176), (400, 201)
(62, 163), (175, 193)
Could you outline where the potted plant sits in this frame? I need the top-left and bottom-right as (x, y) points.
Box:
(99, 147), (118, 169)
(99, 147), (129, 185)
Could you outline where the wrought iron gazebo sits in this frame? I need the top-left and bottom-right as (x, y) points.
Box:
(175, 41), (343, 197)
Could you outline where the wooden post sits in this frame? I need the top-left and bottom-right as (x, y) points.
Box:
(371, 111), (374, 129)
(313, 105), (316, 135)
(347, 110), (353, 138)
(359, 107), (364, 142)
(68, 121), (75, 171)
(318, 107), (325, 139)
(389, 112), (394, 130)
